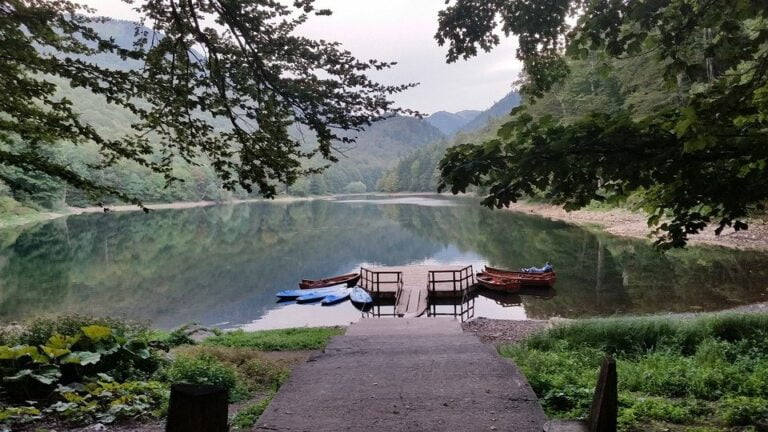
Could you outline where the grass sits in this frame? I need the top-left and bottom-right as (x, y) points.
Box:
(1, 316), (339, 430)
(502, 314), (768, 431)
(231, 395), (274, 430)
(204, 327), (345, 351)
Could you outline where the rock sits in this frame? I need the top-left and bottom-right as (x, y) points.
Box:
(177, 323), (217, 343)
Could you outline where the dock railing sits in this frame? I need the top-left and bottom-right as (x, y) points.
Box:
(427, 265), (475, 296)
(359, 267), (403, 300)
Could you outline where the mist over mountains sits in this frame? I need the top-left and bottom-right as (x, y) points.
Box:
(8, 18), (520, 208)
(424, 91), (521, 136)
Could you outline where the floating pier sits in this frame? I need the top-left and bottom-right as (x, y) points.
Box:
(359, 265), (476, 318)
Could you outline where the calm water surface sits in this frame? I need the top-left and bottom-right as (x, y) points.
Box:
(1, 195), (766, 329)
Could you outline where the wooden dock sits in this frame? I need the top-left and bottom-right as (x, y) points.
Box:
(359, 265), (476, 318)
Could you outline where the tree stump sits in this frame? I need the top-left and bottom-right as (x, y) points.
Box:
(166, 384), (228, 432)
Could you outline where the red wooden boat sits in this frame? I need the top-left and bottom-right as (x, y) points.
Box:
(299, 273), (361, 290)
(484, 266), (557, 287)
(475, 272), (522, 292)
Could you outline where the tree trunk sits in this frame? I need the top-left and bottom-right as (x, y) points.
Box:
(165, 384), (228, 432)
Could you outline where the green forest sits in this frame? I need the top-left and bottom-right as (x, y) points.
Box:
(381, 52), (672, 193)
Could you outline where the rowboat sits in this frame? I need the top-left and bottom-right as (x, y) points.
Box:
(276, 287), (343, 299)
(475, 272), (521, 292)
(297, 288), (348, 303)
(484, 265), (557, 287)
(349, 287), (373, 305)
(321, 289), (352, 306)
(299, 273), (361, 290)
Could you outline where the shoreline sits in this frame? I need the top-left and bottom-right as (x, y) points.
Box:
(0, 196), (329, 230)
(505, 201), (768, 251)
(3, 193), (768, 252)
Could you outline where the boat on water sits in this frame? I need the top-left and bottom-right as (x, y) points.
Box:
(276, 287), (344, 299)
(297, 288), (348, 303)
(483, 265), (557, 287)
(299, 273), (361, 290)
(349, 287), (373, 305)
(321, 289), (353, 306)
(475, 272), (522, 292)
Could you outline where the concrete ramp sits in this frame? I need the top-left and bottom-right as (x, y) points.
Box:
(255, 318), (547, 431)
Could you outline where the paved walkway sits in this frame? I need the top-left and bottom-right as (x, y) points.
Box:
(255, 318), (547, 431)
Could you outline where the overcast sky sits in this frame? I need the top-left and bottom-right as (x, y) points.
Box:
(80, 0), (522, 114)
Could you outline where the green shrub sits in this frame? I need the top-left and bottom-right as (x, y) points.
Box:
(8, 315), (151, 346)
(204, 327), (344, 351)
(718, 396), (768, 426)
(231, 395), (273, 430)
(163, 354), (248, 402)
(0, 324), (163, 402)
(620, 396), (703, 424)
(504, 313), (768, 431)
(165, 328), (196, 347)
(50, 378), (169, 425)
(527, 314), (768, 357)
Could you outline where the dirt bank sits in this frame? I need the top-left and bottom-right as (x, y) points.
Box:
(506, 201), (768, 251)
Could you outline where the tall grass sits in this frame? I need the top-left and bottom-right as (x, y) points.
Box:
(524, 313), (768, 356)
(502, 313), (768, 431)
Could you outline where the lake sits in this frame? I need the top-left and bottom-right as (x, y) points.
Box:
(0, 195), (766, 330)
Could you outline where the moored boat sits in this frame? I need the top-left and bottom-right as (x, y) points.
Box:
(321, 288), (353, 306)
(276, 287), (343, 299)
(349, 286), (373, 305)
(475, 272), (521, 292)
(484, 265), (557, 287)
(299, 273), (361, 290)
(296, 288), (348, 303)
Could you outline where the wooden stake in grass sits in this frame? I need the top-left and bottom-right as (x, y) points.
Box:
(166, 384), (228, 432)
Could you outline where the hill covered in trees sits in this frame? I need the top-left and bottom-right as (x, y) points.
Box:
(380, 53), (674, 194)
(0, 19), (451, 213)
(378, 91), (522, 192)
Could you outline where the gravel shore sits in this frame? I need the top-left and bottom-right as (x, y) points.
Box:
(505, 201), (768, 251)
(462, 317), (549, 345)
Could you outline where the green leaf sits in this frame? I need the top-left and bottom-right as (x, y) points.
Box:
(31, 366), (62, 385)
(0, 346), (14, 360)
(10, 346), (48, 363)
(47, 333), (80, 349)
(3, 368), (32, 382)
(61, 351), (101, 366)
(42, 345), (70, 359)
(81, 325), (112, 342)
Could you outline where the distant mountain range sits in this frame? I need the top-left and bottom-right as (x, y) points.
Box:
(19, 18), (521, 202)
(425, 91), (521, 136)
(425, 110), (480, 135)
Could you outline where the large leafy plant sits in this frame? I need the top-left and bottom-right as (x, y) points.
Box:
(0, 324), (160, 402)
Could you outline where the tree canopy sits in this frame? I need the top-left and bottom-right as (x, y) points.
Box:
(436, 0), (768, 248)
(0, 0), (414, 207)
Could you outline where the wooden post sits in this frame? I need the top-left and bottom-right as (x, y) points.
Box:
(587, 357), (617, 432)
(166, 384), (228, 432)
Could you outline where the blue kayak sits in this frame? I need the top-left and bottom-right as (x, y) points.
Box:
(297, 288), (347, 303)
(321, 288), (352, 306)
(276, 287), (344, 299)
(349, 287), (373, 305)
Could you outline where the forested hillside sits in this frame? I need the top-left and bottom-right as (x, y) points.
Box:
(378, 91), (522, 192)
(380, 53), (672, 194)
(0, 19), (445, 214)
(287, 116), (445, 196)
(425, 110), (480, 135)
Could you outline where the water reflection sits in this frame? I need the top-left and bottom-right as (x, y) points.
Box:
(0, 195), (766, 329)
